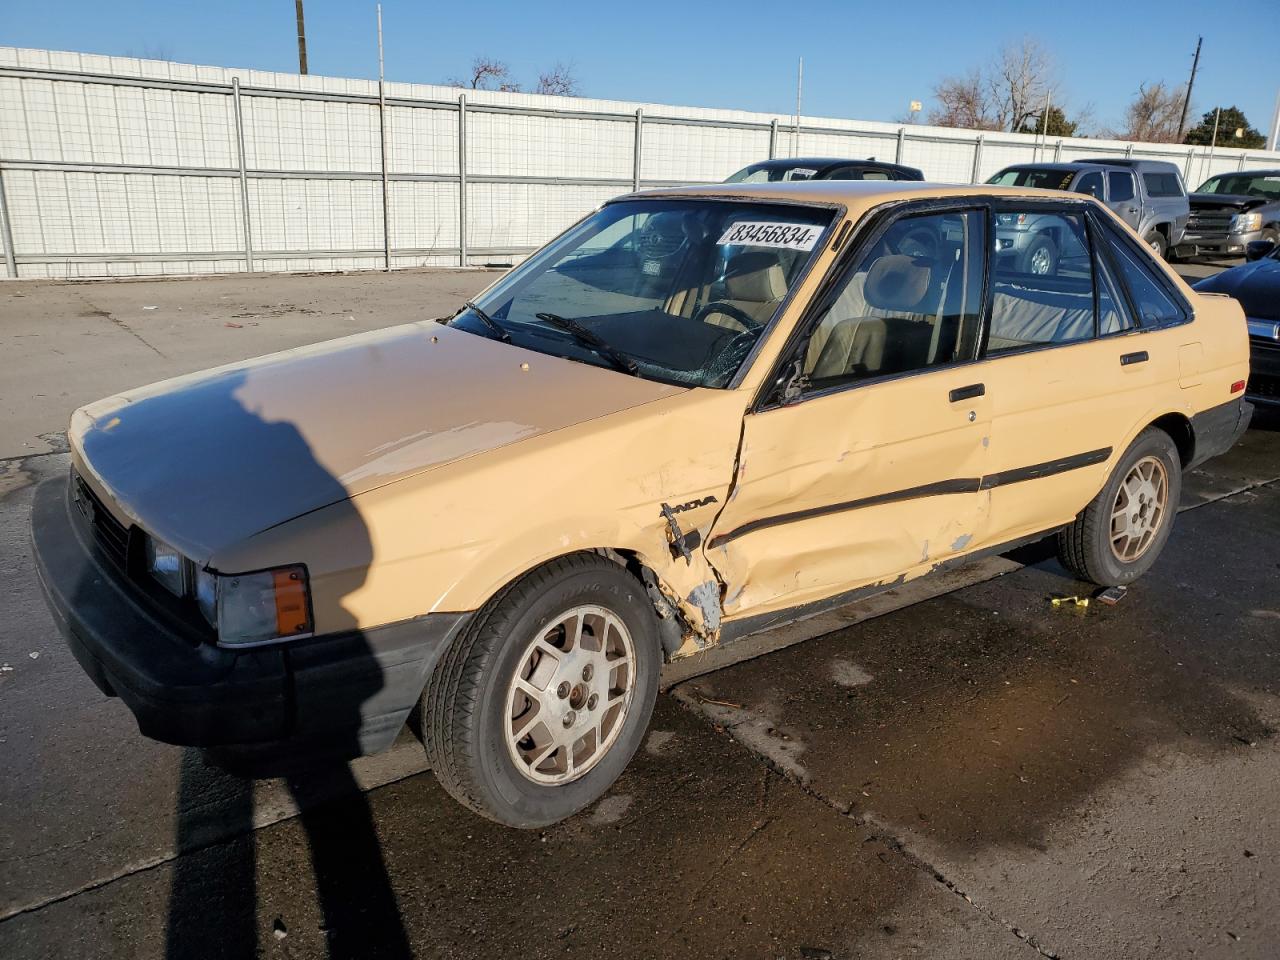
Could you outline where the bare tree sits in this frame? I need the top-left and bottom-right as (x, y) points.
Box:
(927, 38), (1067, 134)
(534, 61), (579, 97)
(988, 38), (1055, 133)
(928, 69), (999, 130)
(1110, 82), (1186, 143)
(446, 57), (521, 92)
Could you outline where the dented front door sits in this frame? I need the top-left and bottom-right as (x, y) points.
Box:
(704, 369), (992, 622)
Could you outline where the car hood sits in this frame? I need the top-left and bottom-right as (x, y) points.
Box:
(1189, 192), (1268, 211)
(71, 323), (683, 564)
(1194, 256), (1280, 323)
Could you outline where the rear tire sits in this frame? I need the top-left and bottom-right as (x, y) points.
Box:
(1056, 428), (1181, 586)
(423, 553), (661, 828)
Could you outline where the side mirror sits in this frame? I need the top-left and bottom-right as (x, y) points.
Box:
(1245, 240), (1276, 262)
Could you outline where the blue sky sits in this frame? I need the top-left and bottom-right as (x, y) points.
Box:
(3, 1), (1277, 136)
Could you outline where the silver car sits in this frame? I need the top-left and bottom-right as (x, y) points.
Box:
(988, 160), (1189, 268)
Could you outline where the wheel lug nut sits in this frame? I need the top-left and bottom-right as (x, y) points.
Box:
(557, 682), (570, 699)
(582, 664), (593, 681)
(562, 711), (576, 727)
(587, 694), (599, 710)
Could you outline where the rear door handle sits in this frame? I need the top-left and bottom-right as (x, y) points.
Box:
(1120, 351), (1149, 366)
(949, 383), (985, 402)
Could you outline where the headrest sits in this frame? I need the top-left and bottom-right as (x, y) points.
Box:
(723, 251), (787, 302)
(864, 255), (933, 313)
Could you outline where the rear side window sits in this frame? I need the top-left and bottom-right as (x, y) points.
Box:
(1142, 172), (1184, 198)
(1108, 172), (1136, 202)
(987, 211), (1097, 353)
(1096, 221), (1186, 326)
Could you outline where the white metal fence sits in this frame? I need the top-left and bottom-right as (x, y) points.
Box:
(2, 45), (1278, 280)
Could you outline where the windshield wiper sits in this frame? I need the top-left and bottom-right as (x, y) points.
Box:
(535, 312), (639, 376)
(457, 300), (510, 342)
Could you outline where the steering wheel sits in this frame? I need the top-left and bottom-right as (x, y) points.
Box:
(692, 300), (763, 331)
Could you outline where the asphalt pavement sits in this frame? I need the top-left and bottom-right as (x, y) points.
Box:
(2, 261), (1277, 960)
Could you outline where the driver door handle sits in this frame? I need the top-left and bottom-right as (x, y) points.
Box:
(949, 383), (985, 402)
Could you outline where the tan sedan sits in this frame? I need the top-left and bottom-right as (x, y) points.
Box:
(34, 181), (1252, 826)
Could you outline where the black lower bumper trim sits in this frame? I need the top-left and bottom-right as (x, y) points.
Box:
(32, 474), (472, 758)
(1188, 396), (1254, 469)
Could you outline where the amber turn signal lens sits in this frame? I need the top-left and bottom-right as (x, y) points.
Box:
(272, 567), (313, 636)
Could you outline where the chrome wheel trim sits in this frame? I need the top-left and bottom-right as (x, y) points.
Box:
(1029, 244), (1052, 275)
(503, 604), (636, 786)
(1109, 455), (1169, 563)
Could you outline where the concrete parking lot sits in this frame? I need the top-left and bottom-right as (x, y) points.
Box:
(2, 263), (1277, 959)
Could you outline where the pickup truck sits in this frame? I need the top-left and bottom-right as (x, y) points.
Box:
(1178, 169), (1280, 258)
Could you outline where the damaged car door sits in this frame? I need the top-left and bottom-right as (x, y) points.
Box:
(705, 205), (991, 625)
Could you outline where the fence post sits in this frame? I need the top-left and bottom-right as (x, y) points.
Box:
(1184, 148), (1194, 180)
(231, 78), (254, 273)
(458, 94), (468, 268)
(971, 135), (984, 183)
(768, 118), (778, 159)
(0, 164), (16, 279)
(1054, 139), (1063, 161)
(633, 109), (643, 191)
(895, 127), (906, 163)
(1238, 152), (1247, 171)
(1125, 143), (1134, 158)
(377, 51), (391, 270)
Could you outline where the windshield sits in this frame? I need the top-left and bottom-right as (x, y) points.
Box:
(987, 167), (1075, 191)
(451, 199), (833, 388)
(725, 163), (822, 183)
(1196, 173), (1280, 200)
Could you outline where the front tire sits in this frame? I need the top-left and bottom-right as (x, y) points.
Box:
(1056, 428), (1181, 586)
(1021, 234), (1058, 275)
(423, 553), (661, 828)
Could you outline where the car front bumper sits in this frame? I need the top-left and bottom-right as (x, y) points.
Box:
(32, 474), (471, 764)
(1247, 332), (1280, 407)
(1179, 229), (1263, 257)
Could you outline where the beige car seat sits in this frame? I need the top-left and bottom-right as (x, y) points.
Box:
(807, 255), (936, 380)
(700, 252), (788, 332)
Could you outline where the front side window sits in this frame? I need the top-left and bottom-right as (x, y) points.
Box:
(987, 211), (1097, 353)
(1142, 172), (1184, 198)
(800, 209), (985, 388)
(1108, 172), (1136, 202)
(454, 200), (833, 388)
(1073, 172), (1104, 198)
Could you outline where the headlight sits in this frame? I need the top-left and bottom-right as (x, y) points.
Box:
(996, 213), (1029, 227)
(1230, 212), (1263, 233)
(145, 536), (189, 596)
(217, 565), (313, 647)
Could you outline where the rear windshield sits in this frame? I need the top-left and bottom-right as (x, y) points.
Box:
(987, 168), (1075, 191)
(453, 199), (834, 388)
(1195, 173), (1280, 200)
(1142, 172), (1184, 197)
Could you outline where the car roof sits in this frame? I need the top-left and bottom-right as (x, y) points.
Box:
(744, 157), (901, 169)
(627, 180), (1091, 212)
(996, 162), (1094, 172)
(1074, 158), (1181, 171)
(1201, 168), (1280, 177)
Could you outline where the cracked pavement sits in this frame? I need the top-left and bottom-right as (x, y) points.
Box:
(2, 269), (1278, 959)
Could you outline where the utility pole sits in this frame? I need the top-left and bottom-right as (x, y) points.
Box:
(1176, 36), (1201, 142)
(295, 0), (308, 75)
(793, 56), (803, 158)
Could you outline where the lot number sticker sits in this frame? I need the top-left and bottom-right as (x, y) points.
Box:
(718, 221), (820, 251)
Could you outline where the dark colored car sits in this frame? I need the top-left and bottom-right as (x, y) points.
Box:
(725, 157), (924, 183)
(1180, 169), (1280, 259)
(1194, 240), (1280, 405)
